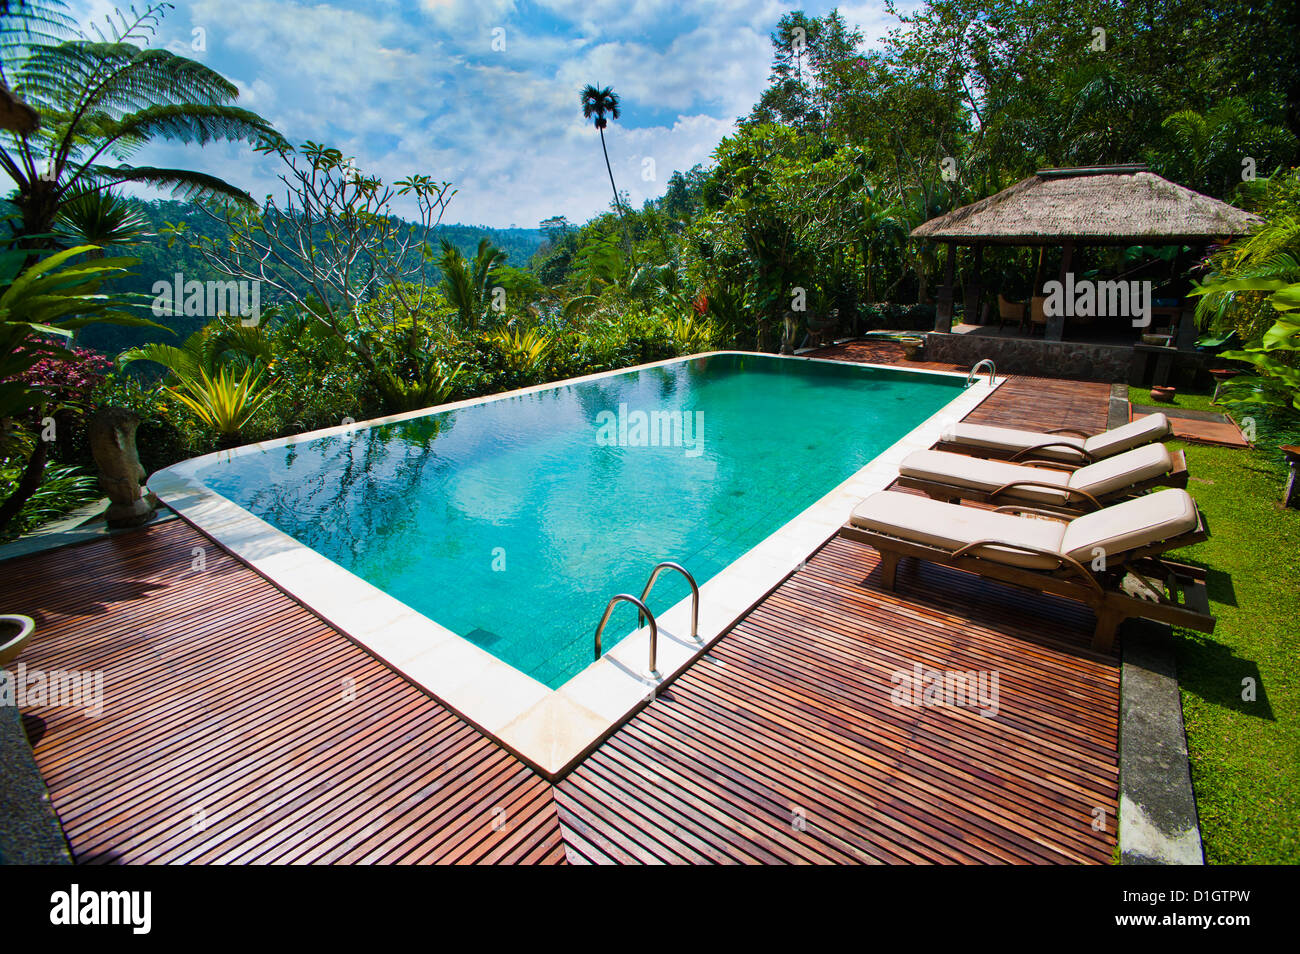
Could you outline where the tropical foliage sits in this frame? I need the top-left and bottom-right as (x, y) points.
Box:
(163, 364), (274, 439)
(1193, 171), (1300, 411)
(0, 240), (158, 529)
(7, 0), (1300, 539)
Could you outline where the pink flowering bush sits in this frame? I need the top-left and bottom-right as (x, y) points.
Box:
(14, 344), (113, 416)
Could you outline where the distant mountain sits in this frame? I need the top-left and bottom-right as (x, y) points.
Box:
(56, 198), (548, 357)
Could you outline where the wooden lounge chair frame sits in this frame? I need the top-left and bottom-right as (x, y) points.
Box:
(839, 505), (1215, 652)
(896, 448), (1190, 516)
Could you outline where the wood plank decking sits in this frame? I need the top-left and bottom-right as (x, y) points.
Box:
(556, 535), (1117, 864)
(2, 344), (1120, 864)
(0, 521), (566, 865)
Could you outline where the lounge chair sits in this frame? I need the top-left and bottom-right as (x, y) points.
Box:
(937, 412), (1171, 464)
(896, 442), (1188, 514)
(839, 487), (1215, 651)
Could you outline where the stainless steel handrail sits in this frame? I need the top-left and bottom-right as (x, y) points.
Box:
(967, 358), (996, 388)
(637, 561), (699, 642)
(592, 594), (659, 672)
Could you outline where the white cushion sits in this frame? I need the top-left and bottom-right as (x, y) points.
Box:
(1083, 413), (1170, 457)
(948, 422), (1087, 462)
(1060, 488), (1198, 563)
(1068, 443), (1174, 497)
(851, 491), (1066, 570)
(900, 449), (1071, 505)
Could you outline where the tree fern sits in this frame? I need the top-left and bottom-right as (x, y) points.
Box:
(1, 1), (275, 242)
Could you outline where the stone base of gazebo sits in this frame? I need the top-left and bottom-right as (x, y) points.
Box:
(923, 330), (1212, 384)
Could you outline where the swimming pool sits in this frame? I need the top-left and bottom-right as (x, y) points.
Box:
(151, 352), (1000, 775)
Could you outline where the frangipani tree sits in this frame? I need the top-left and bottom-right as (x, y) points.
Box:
(181, 138), (456, 378)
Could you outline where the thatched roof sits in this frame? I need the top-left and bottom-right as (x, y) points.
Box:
(0, 80), (39, 134)
(911, 165), (1261, 246)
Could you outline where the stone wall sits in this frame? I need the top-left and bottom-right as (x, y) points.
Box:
(923, 332), (1135, 381)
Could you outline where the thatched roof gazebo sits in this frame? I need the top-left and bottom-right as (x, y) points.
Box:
(912, 164), (1261, 341)
(0, 81), (38, 134)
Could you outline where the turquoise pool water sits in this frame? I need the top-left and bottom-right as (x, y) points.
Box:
(197, 354), (964, 688)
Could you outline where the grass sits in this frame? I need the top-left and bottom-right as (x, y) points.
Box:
(1128, 383), (1218, 413)
(1166, 433), (1300, 863)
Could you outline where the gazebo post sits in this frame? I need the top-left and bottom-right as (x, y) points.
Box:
(1046, 241), (1074, 341)
(1031, 246), (1046, 297)
(935, 241), (956, 332)
(964, 242), (984, 325)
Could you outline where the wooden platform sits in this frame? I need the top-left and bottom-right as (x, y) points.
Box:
(810, 338), (968, 373)
(2, 342), (1121, 864)
(0, 521), (567, 865)
(556, 535), (1118, 864)
(810, 339), (1113, 434)
(1132, 407), (1250, 448)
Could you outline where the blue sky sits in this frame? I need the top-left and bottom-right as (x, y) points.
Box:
(67, 0), (920, 229)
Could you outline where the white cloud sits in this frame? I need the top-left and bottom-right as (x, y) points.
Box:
(53, 0), (900, 227)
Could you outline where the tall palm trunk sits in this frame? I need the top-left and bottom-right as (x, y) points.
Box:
(599, 125), (621, 219)
(599, 125), (635, 270)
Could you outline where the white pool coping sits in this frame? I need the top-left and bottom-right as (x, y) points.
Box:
(149, 350), (1004, 778)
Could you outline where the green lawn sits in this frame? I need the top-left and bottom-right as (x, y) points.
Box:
(1128, 384), (1219, 414)
(1165, 435), (1300, 863)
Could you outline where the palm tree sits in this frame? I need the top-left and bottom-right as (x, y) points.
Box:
(438, 238), (506, 329)
(53, 187), (151, 253)
(858, 187), (907, 301)
(118, 320), (274, 381)
(1157, 98), (1295, 198)
(0, 1), (275, 245)
(580, 84), (624, 218)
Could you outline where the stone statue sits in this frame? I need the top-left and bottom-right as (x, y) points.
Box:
(780, 309), (796, 354)
(89, 407), (154, 528)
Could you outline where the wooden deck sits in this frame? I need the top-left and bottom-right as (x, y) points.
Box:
(556, 535), (1117, 864)
(2, 342), (1120, 864)
(0, 521), (566, 865)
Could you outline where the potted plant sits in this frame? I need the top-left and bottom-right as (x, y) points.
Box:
(1150, 385), (1177, 403)
(900, 336), (924, 360)
(0, 614), (35, 667)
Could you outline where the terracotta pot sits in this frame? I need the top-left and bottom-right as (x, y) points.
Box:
(1150, 385), (1177, 403)
(0, 614), (35, 667)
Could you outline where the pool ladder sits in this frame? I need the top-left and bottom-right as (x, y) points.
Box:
(967, 358), (996, 388)
(592, 561), (700, 674)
